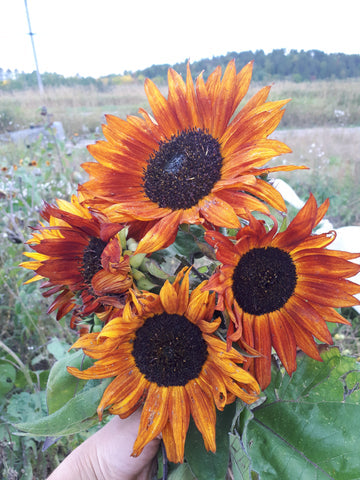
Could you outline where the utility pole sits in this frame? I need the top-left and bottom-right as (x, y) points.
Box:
(24, 0), (44, 95)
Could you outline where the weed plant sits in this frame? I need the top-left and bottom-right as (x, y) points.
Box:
(0, 125), (97, 478)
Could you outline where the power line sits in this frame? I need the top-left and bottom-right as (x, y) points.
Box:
(24, 0), (44, 95)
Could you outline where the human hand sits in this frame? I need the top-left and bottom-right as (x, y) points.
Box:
(47, 409), (161, 480)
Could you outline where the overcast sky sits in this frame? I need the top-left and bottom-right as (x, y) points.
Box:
(1, 0), (359, 78)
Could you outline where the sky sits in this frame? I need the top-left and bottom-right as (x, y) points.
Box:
(1, 0), (359, 78)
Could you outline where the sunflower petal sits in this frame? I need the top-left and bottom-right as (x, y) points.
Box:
(253, 315), (272, 390)
(185, 379), (216, 452)
(144, 78), (180, 136)
(135, 211), (182, 254)
(160, 280), (178, 314)
(175, 267), (190, 315)
(132, 384), (170, 457)
(282, 309), (323, 361)
(108, 372), (149, 418)
(167, 386), (190, 462)
(285, 296), (333, 344)
(269, 311), (297, 376)
(162, 421), (179, 463)
(199, 194), (240, 228)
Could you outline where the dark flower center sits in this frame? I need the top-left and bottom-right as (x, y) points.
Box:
(81, 237), (107, 286)
(132, 313), (208, 386)
(232, 246), (297, 315)
(143, 129), (223, 210)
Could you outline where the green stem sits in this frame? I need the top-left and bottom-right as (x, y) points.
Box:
(174, 255), (208, 281)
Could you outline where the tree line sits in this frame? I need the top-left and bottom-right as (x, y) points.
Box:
(2, 49), (360, 91)
(139, 49), (360, 83)
(0, 69), (101, 91)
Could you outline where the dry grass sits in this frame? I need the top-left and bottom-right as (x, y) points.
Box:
(1, 77), (360, 137)
(270, 126), (360, 226)
(267, 78), (360, 127)
(0, 82), (150, 135)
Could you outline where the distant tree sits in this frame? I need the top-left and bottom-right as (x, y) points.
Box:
(2, 50), (360, 92)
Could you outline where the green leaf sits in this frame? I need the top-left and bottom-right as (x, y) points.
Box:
(39, 370), (50, 390)
(14, 378), (111, 437)
(46, 337), (70, 361)
(229, 402), (256, 480)
(245, 347), (360, 480)
(146, 259), (171, 279)
(229, 433), (251, 480)
(171, 224), (205, 257)
(7, 391), (47, 424)
(46, 349), (93, 414)
(168, 463), (197, 480)
(185, 401), (236, 480)
(0, 363), (17, 396)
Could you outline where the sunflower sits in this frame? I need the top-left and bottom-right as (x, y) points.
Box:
(79, 60), (302, 254)
(20, 195), (133, 326)
(204, 194), (360, 390)
(67, 268), (260, 463)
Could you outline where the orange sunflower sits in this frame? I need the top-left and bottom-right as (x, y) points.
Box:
(204, 194), (360, 390)
(20, 195), (133, 326)
(67, 268), (260, 463)
(79, 60), (302, 254)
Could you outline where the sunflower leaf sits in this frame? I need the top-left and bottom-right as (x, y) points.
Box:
(184, 402), (236, 480)
(170, 224), (205, 257)
(229, 433), (252, 480)
(228, 402), (257, 480)
(168, 463), (197, 480)
(46, 348), (93, 414)
(244, 347), (360, 479)
(13, 378), (110, 437)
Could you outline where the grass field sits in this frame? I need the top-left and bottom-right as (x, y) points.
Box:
(1, 76), (360, 136)
(1, 76), (360, 478)
(271, 126), (360, 226)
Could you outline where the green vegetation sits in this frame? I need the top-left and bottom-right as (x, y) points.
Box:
(0, 126), (96, 478)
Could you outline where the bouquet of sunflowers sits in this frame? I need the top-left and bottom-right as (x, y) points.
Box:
(19, 61), (360, 479)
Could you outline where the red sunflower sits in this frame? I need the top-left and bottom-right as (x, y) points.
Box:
(79, 60), (302, 254)
(204, 194), (360, 390)
(68, 268), (260, 463)
(20, 195), (133, 326)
